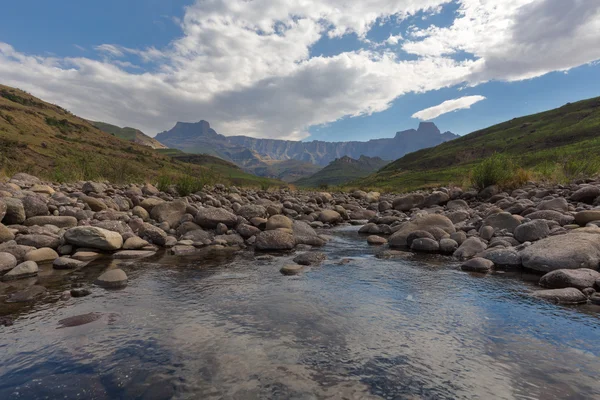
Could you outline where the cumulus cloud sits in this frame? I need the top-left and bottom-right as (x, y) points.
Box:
(0, 0), (599, 139)
(412, 95), (486, 120)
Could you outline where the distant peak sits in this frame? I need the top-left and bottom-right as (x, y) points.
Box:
(417, 121), (441, 135)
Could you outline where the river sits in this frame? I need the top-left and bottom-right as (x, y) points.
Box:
(1, 226), (599, 399)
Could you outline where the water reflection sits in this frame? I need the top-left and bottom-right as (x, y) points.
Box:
(0, 226), (599, 399)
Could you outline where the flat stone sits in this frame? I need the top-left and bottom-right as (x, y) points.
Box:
(53, 256), (88, 270)
(23, 216), (78, 228)
(95, 268), (128, 288)
(2, 260), (38, 281)
(293, 252), (327, 266)
(64, 226), (123, 251)
(72, 251), (102, 261)
(24, 247), (59, 263)
(532, 288), (587, 304)
(539, 268), (600, 290)
(574, 210), (600, 226)
(280, 264), (304, 275)
(122, 236), (150, 250)
(113, 250), (156, 259)
(461, 257), (494, 273)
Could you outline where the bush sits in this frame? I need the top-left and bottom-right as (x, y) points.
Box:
(176, 175), (204, 196)
(561, 156), (600, 181)
(470, 153), (516, 190)
(157, 175), (173, 192)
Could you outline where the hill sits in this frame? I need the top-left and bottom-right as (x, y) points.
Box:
(295, 155), (388, 187)
(0, 84), (281, 188)
(359, 96), (600, 191)
(90, 121), (167, 149)
(155, 120), (458, 167)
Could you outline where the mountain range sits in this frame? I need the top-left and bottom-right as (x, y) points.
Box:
(91, 121), (167, 149)
(295, 155), (389, 187)
(154, 120), (458, 179)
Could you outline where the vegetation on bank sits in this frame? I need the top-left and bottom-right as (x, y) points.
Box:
(0, 84), (283, 190)
(355, 96), (600, 192)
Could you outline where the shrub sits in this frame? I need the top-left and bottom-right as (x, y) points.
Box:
(561, 156), (600, 181)
(176, 174), (204, 196)
(157, 175), (173, 192)
(470, 153), (516, 190)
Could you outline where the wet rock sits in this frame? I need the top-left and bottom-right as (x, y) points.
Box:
(53, 256), (88, 270)
(367, 235), (388, 245)
(2, 260), (38, 281)
(6, 285), (47, 302)
(0, 252), (18, 273)
(25, 247), (59, 263)
(532, 288), (587, 304)
(195, 207), (237, 229)
(64, 226), (123, 251)
(293, 252), (327, 265)
(255, 229), (295, 251)
(23, 215), (78, 228)
(389, 214), (455, 248)
(292, 221), (326, 246)
(266, 215), (293, 230)
(70, 288), (92, 297)
(454, 237), (487, 260)
(95, 268), (128, 288)
(410, 238), (440, 253)
(514, 220), (550, 242)
(73, 251), (102, 261)
(461, 257), (494, 273)
(539, 268), (600, 290)
(520, 232), (600, 272)
(280, 264), (303, 275)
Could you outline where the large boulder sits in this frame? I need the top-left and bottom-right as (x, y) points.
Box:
(318, 210), (342, 224)
(421, 191), (449, 208)
(266, 215), (293, 230)
(138, 223), (168, 246)
(392, 194), (424, 211)
(64, 226), (123, 251)
(539, 268), (600, 290)
(23, 216), (78, 228)
(478, 247), (522, 267)
(532, 288), (587, 304)
(255, 229), (295, 251)
(150, 199), (187, 228)
(570, 185), (600, 204)
(2, 198), (26, 224)
(520, 232), (600, 272)
(25, 248), (59, 263)
(453, 237), (487, 260)
(195, 207), (237, 229)
(537, 197), (569, 212)
(292, 221), (326, 246)
(237, 205), (267, 220)
(481, 212), (521, 233)
(389, 214), (455, 248)
(514, 220), (550, 243)
(22, 195), (49, 218)
(574, 210), (600, 226)
(526, 210), (574, 226)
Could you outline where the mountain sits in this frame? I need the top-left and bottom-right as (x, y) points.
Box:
(360, 96), (600, 191)
(91, 121), (167, 149)
(155, 120), (458, 167)
(0, 84), (281, 187)
(295, 155), (389, 187)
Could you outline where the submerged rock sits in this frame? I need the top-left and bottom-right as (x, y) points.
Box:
(95, 269), (128, 288)
(539, 269), (600, 290)
(2, 260), (38, 281)
(280, 264), (304, 275)
(532, 288), (587, 304)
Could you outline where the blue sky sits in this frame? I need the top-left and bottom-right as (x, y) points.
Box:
(1, 0), (599, 141)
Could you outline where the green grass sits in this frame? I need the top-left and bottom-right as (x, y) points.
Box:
(295, 156), (388, 188)
(358, 96), (600, 191)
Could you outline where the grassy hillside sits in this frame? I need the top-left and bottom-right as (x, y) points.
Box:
(359, 96), (600, 191)
(252, 159), (322, 182)
(295, 156), (388, 188)
(90, 121), (167, 149)
(0, 84), (282, 188)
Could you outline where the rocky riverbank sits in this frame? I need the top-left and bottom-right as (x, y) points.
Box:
(0, 172), (599, 319)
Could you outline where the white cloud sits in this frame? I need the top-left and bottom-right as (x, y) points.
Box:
(0, 0), (599, 139)
(412, 95), (486, 120)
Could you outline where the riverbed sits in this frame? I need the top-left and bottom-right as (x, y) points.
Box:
(1, 226), (599, 399)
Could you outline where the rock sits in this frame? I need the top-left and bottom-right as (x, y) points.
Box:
(526, 210), (574, 226)
(0, 241), (35, 263)
(450, 231), (467, 245)
(132, 205), (150, 221)
(0, 223), (15, 243)
(574, 210), (600, 226)
(64, 226), (123, 251)
(0, 200), (6, 221)
(406, 230), (435, 247)
(367, 235), (388, 245)
(421, 191), (449, 207)
(255, 229), (295, 251)
(539, 269), (600, 290)
(266, 215), (293, 230)
(389, 214), (455, 248)
(350, 209), (377, 220)
(447, 199), (469, 211)
(293, 221), (326, 246)
(482, 212), (521, 233)
(16, 234), (60, 249)
(81, 195), (108, 211)
(95, 268), (128, 288)
(570, 185), (600, 204)
(123, 236), (149, 250)
(236, 223), (261, 239)
(461, 257), (494, 273)
(318, 210), (342, 224)
(280, 264), (304, 275)
(30, 184), (55, 195)
(53, 256), (88, 270)
(439, 238), (459, 254)
(113, 250), (156, 259)
(0, 252), (18, 273)
(2, 260), (38, 281)
(514, 220), (550, 242)
(410, 238), (440, 253)
(23, 216), (78, 228)
(25, 247), (59, 263)
(538, 197), (569, 212)
(479, 225), (495, 241)
(532, 288), (587, 304)
(237, 204), (267, 220)
(392, 194), (424, 211)
(293, 252), (327, 265)
(22, 195), (49, 218)
(2, 198), (26, 224)
(590, 293), (600, 305)
(195, 207), (237, 229)
(82, 181), (107, 194)
(150, 199), (187, 228)
(478, 247), (522, 267)
(73, 251), (102, 261)
(454, 237), (487, 260)
(139, 223), (168, 246)
(521, 232), (600, 272)
(140, 197), (165, 211)
(6, 285), (47, 302)
(70, 288), (92, 297)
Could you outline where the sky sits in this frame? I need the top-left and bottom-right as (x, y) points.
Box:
(0, 0), (599, 142)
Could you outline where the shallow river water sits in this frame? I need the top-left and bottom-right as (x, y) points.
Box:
(1, 226), (599, 399)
